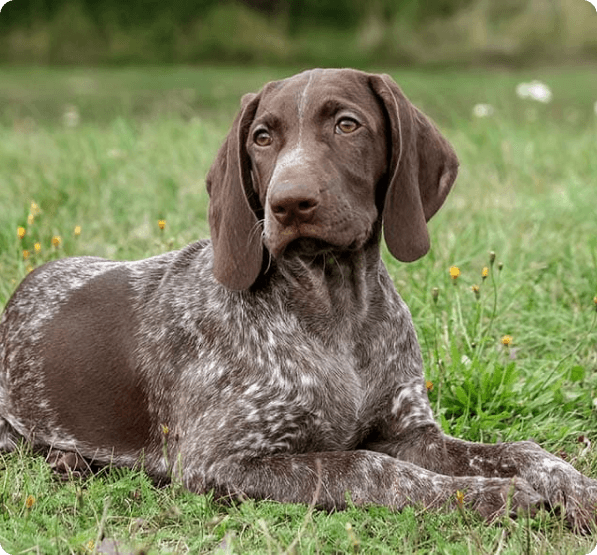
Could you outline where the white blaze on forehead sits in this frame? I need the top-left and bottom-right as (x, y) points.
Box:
(269, 71), (318, 186)
(270, 148), (306, 184)
(297, 70), (316, 132)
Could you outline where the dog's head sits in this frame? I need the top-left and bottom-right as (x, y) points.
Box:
(206, 69), (458, 290)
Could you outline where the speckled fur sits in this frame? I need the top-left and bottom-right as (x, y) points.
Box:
(1, 69), (596, 530)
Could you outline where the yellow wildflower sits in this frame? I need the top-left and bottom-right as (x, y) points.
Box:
(431, 287), (439, 304)
(17, 226), (26, 239)
(471, 284), (480, 299)
(25, 495), (35, 508)
(345, 522), (359, 549)
(52, 235), (62, 248)
(449, 266), (460, 280)
(74, 225), (82, 236)
(501, 335), (513, 346)
(23, 250), (30, 260)
(34, 242), (41, 253)
(27, 213), (34, 226)
(158, 219), (166, 230)
(481, 267), (489, 279)
(425, 380), (433, 392)
(30, 201), (41, 215)
(455, 490), (465, 506)
(161, 424), (169, 435)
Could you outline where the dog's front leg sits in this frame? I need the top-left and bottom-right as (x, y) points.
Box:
(378, 424), (597, 531)
(443, 435), (597, 532)
(184, 450), (541, 520)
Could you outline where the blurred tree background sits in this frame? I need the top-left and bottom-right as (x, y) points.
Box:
(0, 0), (596, 67)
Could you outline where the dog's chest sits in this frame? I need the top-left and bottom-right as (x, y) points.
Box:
(143, 254), (403, 458)
(241, 344), (367, 451)
(168, 300), (387, 455)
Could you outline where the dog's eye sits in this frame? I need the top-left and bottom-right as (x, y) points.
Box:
(335, 118), (360, 135)
(254, 129), (273, 147)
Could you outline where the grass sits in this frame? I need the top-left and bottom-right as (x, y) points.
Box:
(1, 65), (597, 553)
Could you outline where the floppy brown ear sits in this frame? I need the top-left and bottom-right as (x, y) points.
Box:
(369, 74), (459, 262)
(206, 92), (263, 290)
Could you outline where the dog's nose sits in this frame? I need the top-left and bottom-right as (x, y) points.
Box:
(269, 183), (320, 226)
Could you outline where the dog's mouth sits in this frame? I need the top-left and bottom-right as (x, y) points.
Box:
(280, 237), (359, 259)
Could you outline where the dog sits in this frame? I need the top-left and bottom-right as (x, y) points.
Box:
(1, 68), (596, 528)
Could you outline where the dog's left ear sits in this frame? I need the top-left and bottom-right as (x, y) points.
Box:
(206, 92), (263, 290)
(369, 74), (459, 262)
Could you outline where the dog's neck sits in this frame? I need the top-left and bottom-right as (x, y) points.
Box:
(262, 238), (385, 346)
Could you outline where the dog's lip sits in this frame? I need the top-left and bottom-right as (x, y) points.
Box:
(272, 237), (361, 259)
(265, 221), (368, 259)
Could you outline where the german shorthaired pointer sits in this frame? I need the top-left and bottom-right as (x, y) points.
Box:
(1, 69), (596, 528)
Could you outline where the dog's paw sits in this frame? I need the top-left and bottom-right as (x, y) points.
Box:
(46, 449), (91, 479)
(457, 476), (546, 522)
(552, 478), (597, 534)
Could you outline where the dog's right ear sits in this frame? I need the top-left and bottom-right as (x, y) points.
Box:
(206, 92), (264, 291)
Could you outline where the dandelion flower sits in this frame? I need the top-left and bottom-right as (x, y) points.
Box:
(63, 105), (81, 128)
(481, 267), (489, 279)
(515, 82), (529, 99)
(27, 213), (34, 225)
(158, 220), (166, 231)
(25, 495), (35, 508)
(431, 287), (439, 303)
(34, 242), (41, 253)
(74, 225), (82, 236)
(455, 490), (465, 506)
(501, 335), (513, 346)
(345, 522), (359, 548)
(516, 80), (552, 103)
(107, 148), (125, 159)
(449, 266), (460, 280)
(472, 103), (494, 118)
(30, 202), (41, 215)
(529, 81), (552, 103)
(425, 380), (434, 391)
(23, 250), (30, 260)
(17, 226), (26, 239)
(52, 235), (62, 248)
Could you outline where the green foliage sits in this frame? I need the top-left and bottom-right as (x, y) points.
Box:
(1, 66), (597, 553)
(1, 0), (597, 66)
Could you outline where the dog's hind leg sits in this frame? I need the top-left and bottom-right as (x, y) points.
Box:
(0, 417), (22, 452)
(46, 449), (93, 479)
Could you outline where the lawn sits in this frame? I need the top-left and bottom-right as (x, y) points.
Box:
(0, 65), (597, 554)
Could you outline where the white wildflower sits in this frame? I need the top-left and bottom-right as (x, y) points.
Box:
(63, 105), (81, 128)
(516, 81), (552, 103)
(107, 149), (125, 159)
(472, 103), (494, 118)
